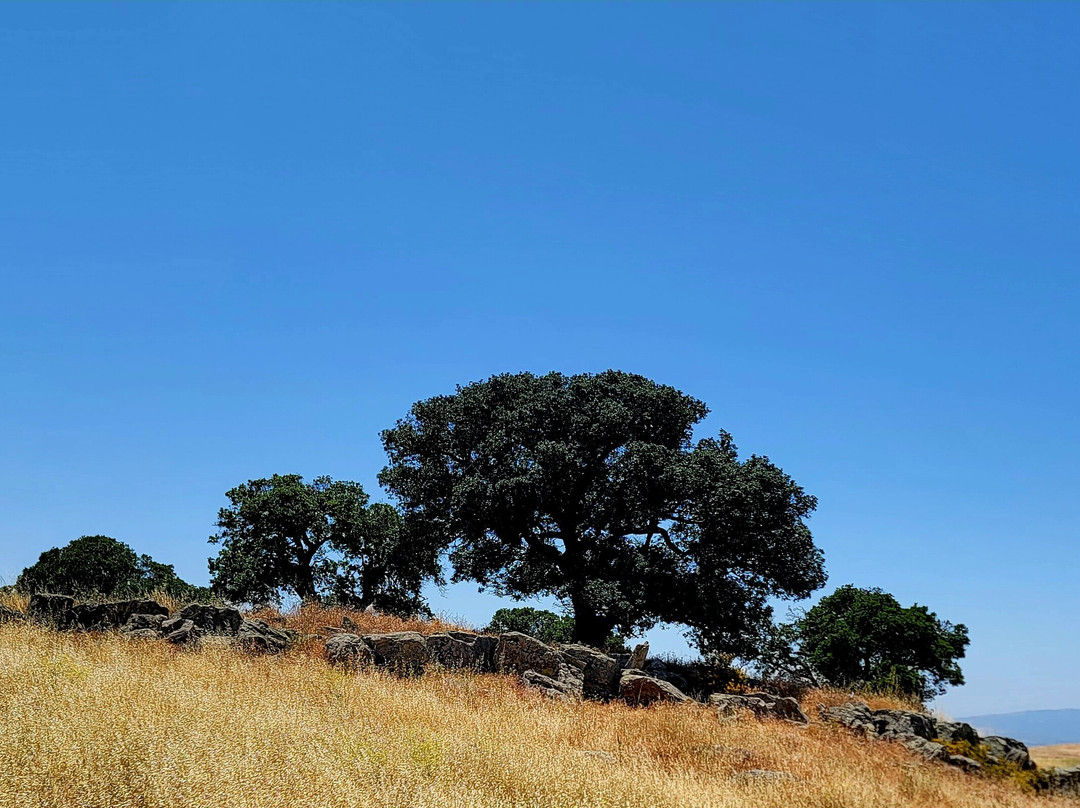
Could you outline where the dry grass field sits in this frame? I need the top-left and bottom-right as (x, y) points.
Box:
(0, 598), (1075, 808)
(1032, 745), (1080, 770)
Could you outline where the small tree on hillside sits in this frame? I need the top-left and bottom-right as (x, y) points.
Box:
(754, 585), (969, 701)
(380, 370), (827, 652)
(208, 474), (438, 613)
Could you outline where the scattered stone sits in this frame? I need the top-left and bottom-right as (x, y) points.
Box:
(981, 735), (1035, 770)
(711, 692), (809, 725)
(178, 604), (243, 635)
(619, 670), (690, 706)
(363, 632), (429, 673)
(496, 632), (563, 679)
(627, 641), (649, 671)
(731, 769), (796, 783)
(324, 633), (374, 668)
(28, 593), (75, 628)
(236, 618), (289, 654)
(559, 643), (620, 699)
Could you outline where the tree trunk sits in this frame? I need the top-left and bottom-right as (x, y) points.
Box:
(569, 589), (616, 649)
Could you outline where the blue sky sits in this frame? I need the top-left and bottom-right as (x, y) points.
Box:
(1, 3), (1077, 717)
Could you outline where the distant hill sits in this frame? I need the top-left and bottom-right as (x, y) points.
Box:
(959, 709), (1080, 747)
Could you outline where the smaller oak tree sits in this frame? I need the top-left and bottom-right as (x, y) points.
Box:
(208, 474), (438, 613)
(753, 584), (969, 701)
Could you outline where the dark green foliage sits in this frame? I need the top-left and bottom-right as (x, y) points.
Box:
(759, 585), (970, 701)
(208, 475), (438, 613)
(15, 535), (207, 601)
(380, 370), (826, 652)
(486, 607), (576, 643)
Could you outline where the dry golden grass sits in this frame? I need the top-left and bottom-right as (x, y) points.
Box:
(2, 620), (1076, 808)
(1032, 745), (1080, 769)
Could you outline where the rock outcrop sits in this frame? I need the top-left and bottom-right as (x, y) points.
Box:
(324, 633), (375, 668)
(178, 604), (243, 635)
(362, 631), (429, 673)
(619, 669), (690, 706)
(819, 700), (1036, 774)
(559, 643), (621, 699)
(237, 619), (289, 654)
(711, 692), (809, 725)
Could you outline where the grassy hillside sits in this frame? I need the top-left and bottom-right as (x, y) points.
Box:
(1033, 746), (1080, 770)
(0, 602), (1073, 808)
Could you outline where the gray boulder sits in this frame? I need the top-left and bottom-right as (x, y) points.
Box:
(71, 599), (170, 631)
(1047, 766), (1080, 796)
(427, 632), (488, 670)
(496, 631), (563, 678)
(626, 641), (649, 670)
(872, 709), (937, 741)
(560, 644), (621, 699)
(818, 701), (876, 735)
(178, 604), (243, 635)
(619, 669), (690, 706)
(237, 618), (289, 654)
(363, 632), (429, 673)
(161, 616), (199, 646)
(981, 735), (1034, 770)
(934, 720), (979, 745)
(324, 633), (374, 668)
(124, 628), (162, 640)
(947, 755), (982, 772)
(899, 736), (949, 761)
(122, 613), (166, 634)
(522, 670), (579, 700)
(711, 692), (809, 725)
(28, 593), (75, 628)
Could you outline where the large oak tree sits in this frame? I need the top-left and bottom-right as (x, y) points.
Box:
(380, 370), (827, 652)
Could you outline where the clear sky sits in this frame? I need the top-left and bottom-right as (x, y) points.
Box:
(1, 3), (1077, 717)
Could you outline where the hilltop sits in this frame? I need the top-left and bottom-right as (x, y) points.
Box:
(1, 596), (1077, 808)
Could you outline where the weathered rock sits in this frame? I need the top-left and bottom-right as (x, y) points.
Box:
(0, 604), (26, 624)
(947, 755), (982, 772)
(981, 735), (1034, 770)
(124, 628), (162, 640)
(935, 720), (980, 745)
(178, 604), (243, 635)
(522, 670), (579, 700)
(899, 736), (949, 761)
(28, 593), (75, 628)
(427, 632), (489, 670)
(619, 670), (690, 706)
(872, 709), (937, 741)
(496, 631), (563, 678)
(161, 617), (199, 646)
(342, 615), (358, 632)
(711, 692), (809, 725)
(324, 633), (375, 668)
(237, 618), (289, 653)
(642, 659), (690, 693)
(627, 641), (649, 671)
(731, 769), (797, 783)
(1047, 766), (1080, 796)
(123, 613), (166, 634)
(71, 599), (170, 631)
(818, 701), (877, 735)
(559, 644), (621, 699)
(363, 632), (429, 673)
